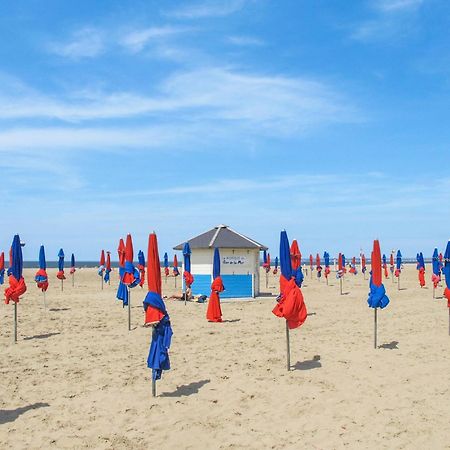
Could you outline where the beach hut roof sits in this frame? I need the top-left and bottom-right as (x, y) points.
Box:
(173, 224), (268, 251)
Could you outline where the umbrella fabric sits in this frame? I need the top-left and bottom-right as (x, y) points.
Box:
(324, 251), (331, 278)
(273, 256), (279, 275)
(432, 248), (441, 288)
(104, 251), (111, 283)
(316, 253), (322, 278)
(5, 235), (27, 304)
(382, 254), (388, 278)
(116, 238), (129, 306)
(309, 254), (313, 272)
(35, 245), (49, 292)
(390, 253), (394, 274)
(290, 240), (303, 287)
(207, 248), (224, 322)
(367, 240), (390, 309)
(164, 252), (169, 277)
(262, 250), (268, 270)
(0, 252), (5, 285)
(98, 250), (105, 276)
(395, 250), (402, 277)
(362, 254), (367, 274)
(349, 256), (357, 275)
(138, 250), (146, 287)
(272, 231), (307, 329)
(173, 254), (179, 277)
(342, 254), (347, 273)
(439, 252), (444, 272)
(443, 241), (450, 307)
(122, 234), (140, 288)
(183, 243), (194, 288)
(418, 252), (425, 287)
(70, 253), (76, 275)
(416, 253), (420, 270)
(265, 253), (271, 273)
(57, 248), (66, 280)
(143, 233), (173, 381)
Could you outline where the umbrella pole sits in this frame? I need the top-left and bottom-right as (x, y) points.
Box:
(72, 273), (74, 287)
(128, 287), (131, 331)
(340, 277), (343, 295)
(43, 290), (47, 310)
(266, 272), (268, 289)
(326, 276), (328, 286)
(61, 279), (64, 292)
(152, 326), (157, 397)
(398, 275), (400, 291)
(448, 308), (450, 336)
(101, 275), (104, 291)
(433, 286), (435, 299)
(174, 276), (177, 289)
(13, 302), (18, 343)
(285, 320), (290, 371)
(374, 308), (378, 349)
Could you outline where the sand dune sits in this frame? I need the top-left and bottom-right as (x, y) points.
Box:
(1, 266), (449, 449)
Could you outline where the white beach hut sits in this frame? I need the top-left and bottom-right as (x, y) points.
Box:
(173, 224), (268, 299)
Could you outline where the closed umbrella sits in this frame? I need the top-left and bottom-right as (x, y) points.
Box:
(390, 253), (395, 283)
(361, 253), (367, 280)
(0, 252), (4, 285)
(70, 253), (76, 287)
(98, 250), (105, 290)
(116, 238), (129, 307)
(382, 254), (388, 279)
(273, 256), (279, 275)
(5, 235), (27, 342)
(290, 240), (303, 287)
(35, 245), (49, 308)
(367, 239), (390, 348)
(163, 252), (169, 283)
(309, 254), (313, 279)
(316, 253), (322, 280)
(324, 251), (331, 284)
(432, 248), (441, 296)
(272, 230), (307, 370)
(418, 252), (426, 288)
(143, 233), (173, 397)
(395, 250), (402, 290)
(104, 251), (111, 284)
(443, 241), (450, 334)
(57, 249), (65, 291)
(350, 256), (357, 275)
(207, 248), (224, 322)
(183, 243), (194, 305)
(173, 254), (179, 289)
(138, 250), (146, 288)
(337, 253), (344, 295)
(122, 234), (141, 331)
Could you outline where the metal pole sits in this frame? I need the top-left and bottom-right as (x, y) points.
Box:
(43, 291), (47, 310)
(285, 321), (290, 371)
(448, 309), (450, 336)
(101, 275), (104, 291)
(128, 287), (131, 331)
(265, 272), (268, 289)
(326, 276), (328, 286)
(72, 273), (74, 287)
(152, 326), (157, 397)
(340, 277), (343, 295)
(14, 302), (17, 343)
(61, 279), (64, 292)
(398, 275), (400, 291)
(374, 308), (378, 349)
(433, 286), (435, 299)
(174, 276), (177, 289)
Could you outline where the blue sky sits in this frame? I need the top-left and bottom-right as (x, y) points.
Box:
(0, 0), (449, 260)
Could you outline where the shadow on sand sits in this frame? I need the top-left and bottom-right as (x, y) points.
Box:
(378, 340), (399, 350)
(49, 308), (70, 312)
(23, 332), (61, 341)
(222, 319), (241, 323)
(160, 380), (210, 397)
(292, 355), (322, 371)
(0, 403), (49, 425)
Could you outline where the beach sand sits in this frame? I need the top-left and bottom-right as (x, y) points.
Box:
(1, 266), (449, 449)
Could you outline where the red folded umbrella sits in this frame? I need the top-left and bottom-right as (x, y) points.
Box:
(338, 253), (343, 274)
(118, 239), (126, 268)
(122, 234), (135, 285)
(173, 254), (179, 276)
(100, 250), (105, 268)
(144, 233), (165, 325)
(290, 240), (301, 270)
(309, 254), (313, 271)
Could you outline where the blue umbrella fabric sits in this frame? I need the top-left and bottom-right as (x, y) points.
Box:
(104, 251), (111, 283)
(5, 235), (27, 303)
(116, 238), (129, 306)
(70, 253), (76, 275)
(324, 251), (331, 279)
(57, 248), (66, 280)
(273, 256), (279, 275)
(35, 245), (49, 292)
(164, 252), (169, 278)
(138, 250), (146, 288)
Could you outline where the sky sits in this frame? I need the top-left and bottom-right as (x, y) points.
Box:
(0, 0), (449, 261)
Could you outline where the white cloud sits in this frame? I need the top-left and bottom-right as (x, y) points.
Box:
(48, 27), (105, 59)
(165, 0), (247, 19)
(0, 67), (358, 139)
(376, 0), (423, 12)
(227, 35), (264, 46)
(120, 26), (193, 53)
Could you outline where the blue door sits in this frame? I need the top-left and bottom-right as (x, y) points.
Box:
(188, 274), (253, 298)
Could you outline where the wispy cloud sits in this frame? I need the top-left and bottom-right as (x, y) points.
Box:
(351, 0), (425, 42)
(48, 27), (105, 59)
(165, 0), (248, 19)
(120, 26), (194, 53)
(0, 67), (359, 146)
(227, 35), (264, 46)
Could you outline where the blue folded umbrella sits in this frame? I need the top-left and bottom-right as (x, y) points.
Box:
(432, 248), (440, 276)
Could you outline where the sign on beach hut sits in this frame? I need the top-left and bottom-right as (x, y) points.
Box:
(173, 224), (267, 299)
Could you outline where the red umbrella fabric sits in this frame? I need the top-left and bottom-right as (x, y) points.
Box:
(144, 233), (165, 325)
(290, 240), (301, 270)
(173, 254), (179, 277)
(350, 256), (357, 275)
(5, 235), (27, 304)
(316, 253), (322, 277)
(309, 254), (313, 271)
(207, 248), (224, 322)
(122, 234), (140, 286)
(337, 253), (344, 278)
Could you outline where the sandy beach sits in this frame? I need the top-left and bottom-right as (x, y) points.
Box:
(1, 266), (449, 449)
